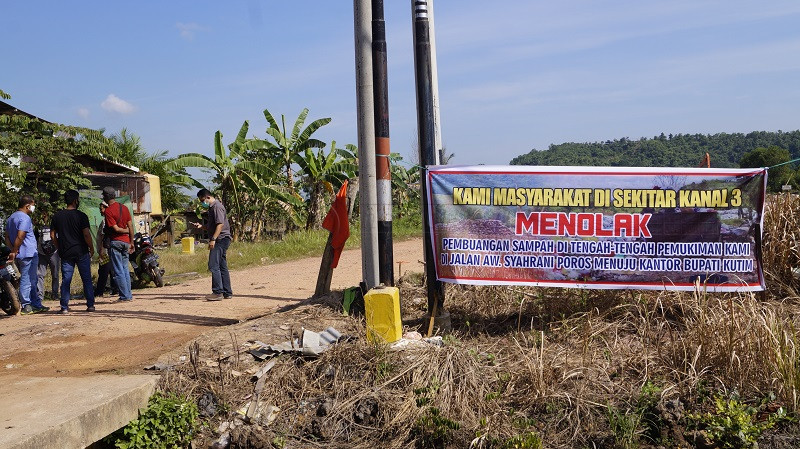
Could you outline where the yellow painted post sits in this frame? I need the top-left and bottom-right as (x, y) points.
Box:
(181, 237), (195, 254)
(364, 286), (402, 343)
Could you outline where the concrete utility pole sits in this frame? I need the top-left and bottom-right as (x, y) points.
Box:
(428, 0), (444, 165)
(354, 0), (380, 289)
(372, 0), (394, 286)
(412, 0), (445, 315)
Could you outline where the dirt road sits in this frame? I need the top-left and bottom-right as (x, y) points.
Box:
(0, 238), (423, 377)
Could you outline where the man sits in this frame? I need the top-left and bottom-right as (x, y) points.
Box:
(101, 187), (134, 302)
(51, 190), (96, 313)
(194, 188), (232, 300)
(4, 195), (47, 314)
(94, 201), (118, 297)
(37, 216), (60, 304)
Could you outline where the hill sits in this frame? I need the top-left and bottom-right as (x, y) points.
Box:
(509, 131), (800, 167)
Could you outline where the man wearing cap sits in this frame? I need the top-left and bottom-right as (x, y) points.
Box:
(101, 187), (135, 302)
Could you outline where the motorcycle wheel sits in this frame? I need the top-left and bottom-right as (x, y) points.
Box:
(0, 279), (21, 315)
(151, 267), (164, 288)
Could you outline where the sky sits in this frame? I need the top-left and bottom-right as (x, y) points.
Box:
(4, 1), (800, 167)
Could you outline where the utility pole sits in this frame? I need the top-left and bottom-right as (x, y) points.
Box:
(372, 0), (394, 286)
(354, 0), (380, 289)
(412, 0), (445, 316)
(428, 0), (444, 165)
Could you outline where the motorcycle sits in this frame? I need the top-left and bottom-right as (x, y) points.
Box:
(0, 246), (21, 315)
(130, 232), (165, 288)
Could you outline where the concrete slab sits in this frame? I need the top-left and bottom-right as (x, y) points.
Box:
(0, 375), (158, 449)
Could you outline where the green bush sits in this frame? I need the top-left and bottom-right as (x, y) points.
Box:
(106, 392), (199, 449)
(688, 395), (786, 449)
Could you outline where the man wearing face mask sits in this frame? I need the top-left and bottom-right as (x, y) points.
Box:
(193, 188), (232, 301)
(50, 190), (96, 313)
(5, 195), (47, 314)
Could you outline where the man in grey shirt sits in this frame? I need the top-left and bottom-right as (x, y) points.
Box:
(195, 188), (232, 300)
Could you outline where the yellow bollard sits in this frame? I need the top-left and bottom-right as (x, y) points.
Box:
(364, 286), (402, 343)
(181, 237), (195, 254)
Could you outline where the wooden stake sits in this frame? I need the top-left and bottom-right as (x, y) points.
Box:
(426, 300), (438, 337)
(314, 232), (335, 296)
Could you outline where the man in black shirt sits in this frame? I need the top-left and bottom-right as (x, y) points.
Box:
(50, 190), (96, 313)
(194, 188), (232, 301)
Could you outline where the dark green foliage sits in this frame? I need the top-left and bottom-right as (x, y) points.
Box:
(105, 392), (199, 449)
(510, 131), (800, 169)
(0, 114), (104, 221)
(739, 146), (796, 192)
(412, 407), (461, 449)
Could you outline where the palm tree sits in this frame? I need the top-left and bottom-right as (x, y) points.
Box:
(244, 108), (331, 196)
(293, 142), (357, 229)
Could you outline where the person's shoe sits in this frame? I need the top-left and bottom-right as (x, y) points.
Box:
(223, 294), (233, 299)
(20, 305), (35, 315)
(33, 305), (50, 313)
(58, 308), (70, 314)
(86, 306), (96, 312)
(206, 294), (224, 301)
(116, 298), (133, 302)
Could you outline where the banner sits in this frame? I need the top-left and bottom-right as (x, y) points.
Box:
(426, 166), (767, 291)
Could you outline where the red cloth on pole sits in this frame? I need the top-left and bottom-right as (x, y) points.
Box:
(321, 180), (350, 268)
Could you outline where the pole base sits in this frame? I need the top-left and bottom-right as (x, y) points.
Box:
(425, 310), (451, 335)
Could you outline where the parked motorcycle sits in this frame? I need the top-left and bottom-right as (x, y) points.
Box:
(0, 246), (21, 315)
(130, 233), (165, 287)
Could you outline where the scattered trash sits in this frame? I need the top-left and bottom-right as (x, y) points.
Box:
(5, 364), (15, 369)
(262, 405), (280, 425)
(198, 391), (219, 417)
(251, 359), (276, 382)
(143, 362), (173, 371)
(248, 327), (345, 359)
(389, 335), (444, 350)
(210, 432), (230, 449)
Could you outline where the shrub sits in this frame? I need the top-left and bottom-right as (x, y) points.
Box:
(107, 392), (199, 449)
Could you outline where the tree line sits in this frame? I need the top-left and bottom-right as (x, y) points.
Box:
(510, 131), (800, 168)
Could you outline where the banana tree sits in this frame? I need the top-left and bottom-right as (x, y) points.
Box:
(165, 121), (289, 240)
(243, 108), (331, 196)
(293, 141), (357, 230)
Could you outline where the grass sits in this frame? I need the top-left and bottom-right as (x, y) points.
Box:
(157, 216), (422, 280)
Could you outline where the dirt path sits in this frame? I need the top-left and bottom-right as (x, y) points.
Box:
(0, 238), (424, 377)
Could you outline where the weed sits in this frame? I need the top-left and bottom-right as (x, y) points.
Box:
(502, 431), (542, 449)
(412, 407), (461, 449)
(105, 392), (198, 449)
(688, 395), (787, 449)
(607, 404), (643, 449)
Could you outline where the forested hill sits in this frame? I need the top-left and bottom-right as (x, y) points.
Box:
(509, 131), (800, 167)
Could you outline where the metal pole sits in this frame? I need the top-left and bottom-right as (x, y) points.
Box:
(372, 0), (394, 286)
(354, 0), (380, 289)
(412, 0), (445, 315)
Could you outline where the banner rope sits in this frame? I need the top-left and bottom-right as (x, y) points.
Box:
(767, 157), (800, 170)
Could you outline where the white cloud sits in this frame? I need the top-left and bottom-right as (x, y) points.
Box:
(76, 107), (90, 119)
(176, 22), (205, 41)
(101, 94), (137, 114)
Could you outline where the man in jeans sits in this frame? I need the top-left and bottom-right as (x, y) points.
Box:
(50, 190), (95, 313)
(101, 187), (134, 302)
(194, 188), (232, 300)
(4, 194), (48, 314)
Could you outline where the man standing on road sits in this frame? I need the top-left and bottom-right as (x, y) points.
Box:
(194, 188), (232, 301)
(51, 190), (96, 313)
(102, 187), (134, 302)
(4, 195), (47, 314)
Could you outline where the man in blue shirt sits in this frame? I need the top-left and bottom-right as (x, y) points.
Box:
(5, 195), (48, 314)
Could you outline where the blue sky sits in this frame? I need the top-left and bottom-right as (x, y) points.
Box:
(4, 1), (800, 166)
